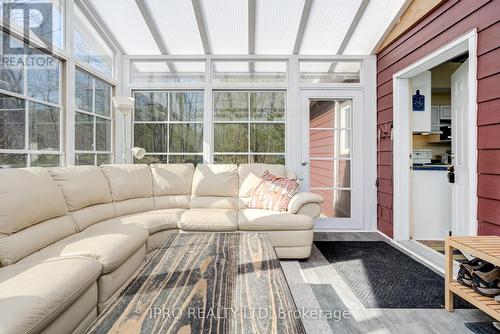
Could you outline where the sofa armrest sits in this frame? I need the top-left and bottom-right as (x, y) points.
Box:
(288, 192), (324, 216)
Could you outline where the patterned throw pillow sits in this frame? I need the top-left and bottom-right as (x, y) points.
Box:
(248, 170), (301, 211)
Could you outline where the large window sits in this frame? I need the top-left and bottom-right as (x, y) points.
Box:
(0, 33), (62, 168)
(74, 69), (113, 165)
(73, 5), (114, 77)
(133, 91), (203, 164)
(213, 91), (285, 164)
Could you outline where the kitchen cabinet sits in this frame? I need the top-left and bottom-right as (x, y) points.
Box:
(431, 106), (441, 132)
(411, 71), (432, 133)
(440, 105), (451, 120)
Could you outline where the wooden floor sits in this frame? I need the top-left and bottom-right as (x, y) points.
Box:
(280, 232), (492, 334)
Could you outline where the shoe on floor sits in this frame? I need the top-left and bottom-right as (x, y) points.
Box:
(458, 258), (492, 287)
(472, 265), (500, 297)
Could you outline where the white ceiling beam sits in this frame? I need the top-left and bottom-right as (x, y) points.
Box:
(76, 0), (126, 55)
(248, 0), (256, 73)
(336, 0), (369, 55)
(134, 0), (176, 72)
(191, 0), (211, 55)
(293, 0), (313, 55)
(248, 0), (256, 55)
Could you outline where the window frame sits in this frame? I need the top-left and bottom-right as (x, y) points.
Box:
(74, 68), (114, 166)
(212, 90), (287, 165)
(132, 89), (205, 164)
(0, 52), (64, 168)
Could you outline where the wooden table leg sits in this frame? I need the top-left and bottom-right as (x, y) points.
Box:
(445, 237), (454, 312)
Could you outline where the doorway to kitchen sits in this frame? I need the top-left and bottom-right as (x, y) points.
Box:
(392, 30), (478, 255)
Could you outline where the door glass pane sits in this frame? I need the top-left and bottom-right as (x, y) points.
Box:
(213, 92), (248, 121)
(29, 102), (60, 151)
(134, 123), (168, 152)
(75, 112), (94, 151)
(0, 94), (25, 149)
(0, 153), (26, 168)
(214, 124), (248, 152)
(309, 99), (352, 218)
(134, 92), (168, 121)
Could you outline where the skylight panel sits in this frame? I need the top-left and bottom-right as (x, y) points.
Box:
(200, 0), (248, 55)
(147, 0), (204, 55)
(299, 0), (362, 55)
(89, 0), (160, 55)
(343, 0), (407, 55)
(255, 0), (305, 55)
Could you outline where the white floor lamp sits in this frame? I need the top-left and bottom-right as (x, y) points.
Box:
(112, 96), (146, 163)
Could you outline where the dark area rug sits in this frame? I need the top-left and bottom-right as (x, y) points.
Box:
(465, 322), (500, 334)
(314, 241), (473, 309)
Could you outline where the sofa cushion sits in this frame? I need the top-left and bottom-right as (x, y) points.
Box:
(109, 209), (183, 234)
(191, 164), (238, 197)
(238, 209), (313, 231)
(18, 221), (148, 274)
(100, 164), (153, 201)
(0, 168), (67, 235)
(238, 163), (288, 198)
(0, 216), (77, 267)
(151, 163), (194, 196)
(49, 166), (112, 211)
(0, 256), (101, 334)
(180, 209), (238, 231)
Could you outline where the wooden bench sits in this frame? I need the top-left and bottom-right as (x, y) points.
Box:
(445, 236), (500, 320)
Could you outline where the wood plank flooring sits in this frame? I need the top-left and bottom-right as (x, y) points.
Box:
(281, 232), (492, 334)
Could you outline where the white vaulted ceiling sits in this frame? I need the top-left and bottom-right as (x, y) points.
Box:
(86, 0), (409, 56)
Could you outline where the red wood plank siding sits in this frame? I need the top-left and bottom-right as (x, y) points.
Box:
(376, 0), (500, 238)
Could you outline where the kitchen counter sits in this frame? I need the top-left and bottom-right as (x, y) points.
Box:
(413, 164), (450, 171)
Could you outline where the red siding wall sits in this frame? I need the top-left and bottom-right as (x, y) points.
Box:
(376, 0), (500, 238)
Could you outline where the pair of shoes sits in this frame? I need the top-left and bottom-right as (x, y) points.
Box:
(458, 258), (489, 287)
(458, 258), (500, 297)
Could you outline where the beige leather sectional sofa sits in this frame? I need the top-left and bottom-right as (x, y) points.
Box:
(0, 163), (323, 334)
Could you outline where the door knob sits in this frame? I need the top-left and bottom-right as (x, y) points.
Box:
(301, 161), (308, 166)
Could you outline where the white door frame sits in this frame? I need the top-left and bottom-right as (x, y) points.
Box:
(392, 29), (478, 241)
(300, 88), (364, 230)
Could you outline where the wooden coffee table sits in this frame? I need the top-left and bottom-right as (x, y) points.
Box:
(85, 233), (305, 334)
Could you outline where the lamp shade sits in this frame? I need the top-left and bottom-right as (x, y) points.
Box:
(131, 147), (146, 159)
(113, 96), (135, 116)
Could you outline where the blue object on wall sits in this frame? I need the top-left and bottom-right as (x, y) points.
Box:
(412, 90), (425, 112)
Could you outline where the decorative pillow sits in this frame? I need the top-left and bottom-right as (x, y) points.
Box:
(248, 170), (301, 211)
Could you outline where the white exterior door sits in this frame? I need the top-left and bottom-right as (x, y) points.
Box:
(451, 59), (469, 236)
(300, 89), (363, 229)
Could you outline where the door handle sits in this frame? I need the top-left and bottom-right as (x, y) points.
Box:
(447, 166), (455, 184)
(301, 161), (308, 166)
